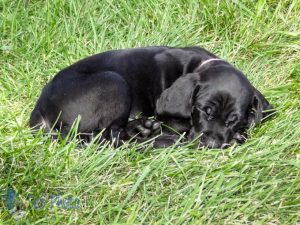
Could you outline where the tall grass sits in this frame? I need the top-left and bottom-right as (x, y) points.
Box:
(0, 0), (299, 224)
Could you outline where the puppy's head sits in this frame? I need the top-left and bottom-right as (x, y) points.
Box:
(156, 61), (274, 149)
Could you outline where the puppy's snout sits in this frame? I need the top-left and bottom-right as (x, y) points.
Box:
(205, 139), (219, 149)
(200, 132), (227, 149)
(189, 129), (230, 149)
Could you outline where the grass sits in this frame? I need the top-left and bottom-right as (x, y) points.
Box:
(0, 0), (300, 224)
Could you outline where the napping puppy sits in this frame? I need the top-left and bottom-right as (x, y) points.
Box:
(30, 46), (274, 148)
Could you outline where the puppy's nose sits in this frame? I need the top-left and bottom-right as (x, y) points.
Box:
(200, 131), (225, 149)
(204, 139), (221, 149)
(207, 141), (217, 149)
(204, 141), (230, 149)
(221, 143), (231, 149)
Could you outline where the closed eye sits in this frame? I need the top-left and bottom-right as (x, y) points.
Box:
(202, 107), (214, 120)
(204, 107), (212, 115)
(195, 105), (213, 115)
(225, 114), (237, 127)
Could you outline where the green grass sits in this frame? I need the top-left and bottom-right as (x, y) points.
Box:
(1, 0), (300, 224)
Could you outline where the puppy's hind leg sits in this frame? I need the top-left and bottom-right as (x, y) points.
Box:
(29, 109), (53, 136)
(83, 71), (132, 146)
(29, 109), (67, 142)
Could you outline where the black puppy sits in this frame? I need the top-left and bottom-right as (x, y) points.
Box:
(30, 46), (274, 148)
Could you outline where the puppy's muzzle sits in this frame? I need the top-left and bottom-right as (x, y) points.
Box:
(189, 132), (231, 149)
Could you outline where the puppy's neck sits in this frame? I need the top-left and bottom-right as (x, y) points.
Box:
(197, 58), (224, 70)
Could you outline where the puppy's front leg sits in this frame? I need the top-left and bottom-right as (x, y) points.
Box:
(125, 117), (190, 148)
(125, 117), (162, 141)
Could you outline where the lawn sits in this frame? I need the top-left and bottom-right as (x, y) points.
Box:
(0, 0), (299, 224)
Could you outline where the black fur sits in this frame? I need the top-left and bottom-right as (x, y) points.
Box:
(30, 46), (274, 148)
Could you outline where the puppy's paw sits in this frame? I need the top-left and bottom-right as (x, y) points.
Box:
(126, 117), (162, 139)
(138, 118), (161, 137)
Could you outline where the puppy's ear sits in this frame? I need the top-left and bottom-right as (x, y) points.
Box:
(156, 73), (200, 118)
(247, 88), (275, 127)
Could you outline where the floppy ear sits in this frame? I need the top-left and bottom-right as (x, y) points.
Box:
(155, 73), (200, 118)
(247, 88), (275, 127)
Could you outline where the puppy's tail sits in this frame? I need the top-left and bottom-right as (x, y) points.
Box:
(29, 109), (51, 134)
